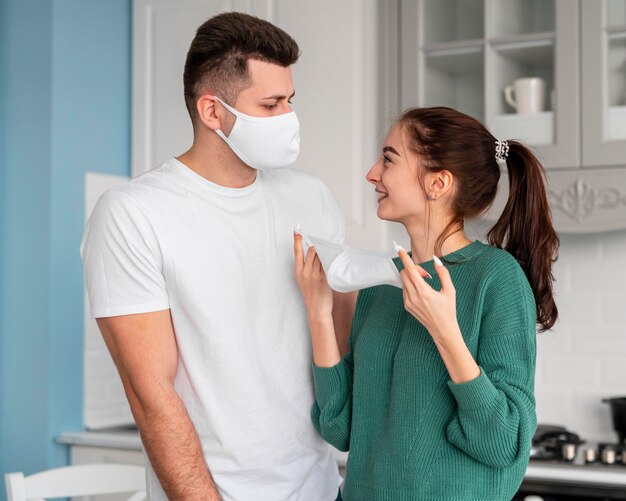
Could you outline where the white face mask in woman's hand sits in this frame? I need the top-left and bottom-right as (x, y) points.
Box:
(214, 97), (300, 170)
(299, 233), (403, 293)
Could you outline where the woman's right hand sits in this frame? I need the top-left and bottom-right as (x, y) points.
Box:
(293, 232), (333, 319)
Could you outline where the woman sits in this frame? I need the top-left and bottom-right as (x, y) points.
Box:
(293, 107), (558, 500)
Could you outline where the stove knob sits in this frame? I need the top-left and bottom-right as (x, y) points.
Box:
(561, 442), (577, 462)
(601, 446), (616, 465)
(584, 447), (597, 463)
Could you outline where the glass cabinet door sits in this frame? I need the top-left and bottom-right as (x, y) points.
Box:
(401, 0), (580, 170)
(582, 0), (626, 167)
(486, 0), (579, 169)
(420, 0), (486, 122)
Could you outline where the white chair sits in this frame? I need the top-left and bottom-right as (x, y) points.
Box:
(5, 463), (146, 501)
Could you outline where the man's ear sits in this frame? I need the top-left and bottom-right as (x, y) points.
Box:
(196, 95), (221, 130)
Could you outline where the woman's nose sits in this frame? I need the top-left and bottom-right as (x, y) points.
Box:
(366, 161), (381, 184)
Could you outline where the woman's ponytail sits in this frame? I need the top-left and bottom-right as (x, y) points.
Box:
(399, 108), (559, 331)
(487, 141), (559, 331)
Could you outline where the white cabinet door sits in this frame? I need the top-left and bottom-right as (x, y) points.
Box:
(269, 0), (387, 247)
(132, 0), (266, 175)
(132, 0), (388, 248)
(581, 0), (626, 167)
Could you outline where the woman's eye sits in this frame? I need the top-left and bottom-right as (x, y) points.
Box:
(383, 155), (392, 164)
(264, 103), (278, 110)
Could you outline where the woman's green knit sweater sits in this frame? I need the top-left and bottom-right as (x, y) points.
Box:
(312, 241), (537, 501)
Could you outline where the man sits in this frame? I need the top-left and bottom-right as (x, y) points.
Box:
(81, 12), (354, 501)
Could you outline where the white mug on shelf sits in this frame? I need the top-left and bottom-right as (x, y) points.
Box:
(504, 77), (546, 114)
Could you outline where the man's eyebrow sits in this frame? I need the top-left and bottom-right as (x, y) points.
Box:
(383, 146), (401, 157)
(261, 91), (296, 100)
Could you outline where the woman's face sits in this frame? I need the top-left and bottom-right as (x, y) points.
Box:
(366, 124), (429, 224)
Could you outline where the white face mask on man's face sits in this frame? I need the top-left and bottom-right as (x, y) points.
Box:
(299, 233), (403, 293)
(214, 97), (300, 170)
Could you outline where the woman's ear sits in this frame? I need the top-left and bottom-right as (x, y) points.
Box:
(426, 170), (454, 200)
(196, 95), (221, 130)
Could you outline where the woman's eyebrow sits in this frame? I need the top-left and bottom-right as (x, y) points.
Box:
(383, 146), (401, 157)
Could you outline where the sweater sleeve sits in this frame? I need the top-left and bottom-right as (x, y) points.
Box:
(310, 349), (354, 452)
(445, 262), (537, 469)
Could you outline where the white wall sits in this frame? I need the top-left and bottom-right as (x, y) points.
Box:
(462, 222), (626, 443)
(535, 230), (626, 444)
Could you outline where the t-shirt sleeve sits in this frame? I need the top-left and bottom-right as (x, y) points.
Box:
(80, 189), (170, 318)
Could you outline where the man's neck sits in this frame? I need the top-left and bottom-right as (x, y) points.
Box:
(177, 134), (257, 189)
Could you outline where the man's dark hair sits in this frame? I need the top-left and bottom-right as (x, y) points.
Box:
(183, 12), (300, 127)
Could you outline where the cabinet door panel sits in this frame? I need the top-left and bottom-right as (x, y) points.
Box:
(487, 0), (580, 170)
(132, 0), (267, 176)
(582, 0), (626, 167)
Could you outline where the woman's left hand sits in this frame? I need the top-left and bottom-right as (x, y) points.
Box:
(396, 249), (459, 343)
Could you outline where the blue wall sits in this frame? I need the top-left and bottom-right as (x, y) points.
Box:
(0, 0), (131, 493)
(0, 0), (6, 476)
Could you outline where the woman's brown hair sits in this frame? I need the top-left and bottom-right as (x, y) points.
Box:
(399, 106), (559, 332)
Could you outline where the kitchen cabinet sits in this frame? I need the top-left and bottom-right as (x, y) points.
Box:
(57, 430), (348, 500)
(582, 0), (626, 167)
(399, 0), (626, 233)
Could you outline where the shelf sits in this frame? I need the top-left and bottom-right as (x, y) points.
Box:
(423, 48), (484, 121)
(424, 46), (483, 72)
(423, 0), (484, 44)
(489, 112), (554, 146)
(490, 0), (555, 38)
(422, 40), (484, 54)
(608, 106), (626, 141)
(607, 27), (626, 37)
(492, 41), (554, 115)
(489, 33), (555, 51)
(492, 38), (554, 65)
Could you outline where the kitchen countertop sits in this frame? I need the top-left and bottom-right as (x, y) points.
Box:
(525, 460), (626, 487)
(58, 430), (626, 486)
(58, 428), (349, 466)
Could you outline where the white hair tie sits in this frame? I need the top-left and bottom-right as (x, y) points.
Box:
(495, 139), (509, 162)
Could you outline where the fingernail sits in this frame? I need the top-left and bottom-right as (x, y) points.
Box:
(295, 222), (301, 234)
(433, 255), (443, 266)
(393, 240), (406, 253)
(424, 270), (433, 279)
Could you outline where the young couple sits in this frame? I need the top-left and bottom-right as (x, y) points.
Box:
(81, 11), (558, 501)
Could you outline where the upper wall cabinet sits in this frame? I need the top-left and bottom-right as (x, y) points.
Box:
(581, 0), (626, 166)
(400, 0), (626, 233)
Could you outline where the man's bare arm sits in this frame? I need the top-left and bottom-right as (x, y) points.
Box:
(97, 310), (221, 501)
(332, 291), (358, 357)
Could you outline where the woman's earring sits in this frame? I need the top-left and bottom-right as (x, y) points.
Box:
(427, 192), (437, 201)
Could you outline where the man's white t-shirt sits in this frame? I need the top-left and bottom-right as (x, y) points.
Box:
(80, 158), (345, 501)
